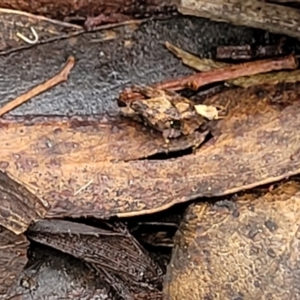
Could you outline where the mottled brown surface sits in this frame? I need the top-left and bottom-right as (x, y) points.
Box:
(1, 13), (299, 300)
(164, 181), (300, 300)
(0, 171), (48, 234)
(203, 82), (300, 135)
(0, 114), (206, 163)
(0, 16), (275, 299)
(1, 83), (300, 219)
(0, 227), (29, 296)
(0, 0), (175, 19)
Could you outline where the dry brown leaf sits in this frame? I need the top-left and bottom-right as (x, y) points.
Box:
(1, 84), (300, 219)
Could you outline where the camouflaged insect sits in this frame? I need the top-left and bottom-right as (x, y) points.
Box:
(119, 85), (207, 142)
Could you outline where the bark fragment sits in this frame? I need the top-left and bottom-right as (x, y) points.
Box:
(0, 171), (48, 234)
(175, 0), (300, 39)
(216, 42), (285, 61)
(28, 219), (163, 298)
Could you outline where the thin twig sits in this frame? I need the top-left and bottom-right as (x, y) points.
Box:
(119, 54), (298, 101)
(165, 41), (300, 89)
(188, 54), (298, 90)
(0, 56), (75, 117)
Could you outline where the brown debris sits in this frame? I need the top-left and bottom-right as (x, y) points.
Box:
(165, 41), (227, 71)
(84, 12), (132, 29)
(120, 85), (208, 143)
(0, 0), (176, 20)
(28, 220), (163, 298)
(176, 0), (300, 39)
(120, 54), (298, 100)
(1, 83), (300, 219)
(0, 171), (48, 235)
(186, 55), (298, 90)
(0, 227), (29, 295)
(0, 56), (75, 117)
(229, 70), (300, 89)
(165, 41), (300, 89)
(216, 41), (286, 60)
(164, 181), (300, 299)
(216, 44), (258, 61)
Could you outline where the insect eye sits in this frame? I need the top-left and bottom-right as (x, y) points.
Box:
(171, 120), (181, 129)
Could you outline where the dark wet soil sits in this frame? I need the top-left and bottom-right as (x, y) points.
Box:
(3, 243), (114, 300)
(0, 16), (290, 116)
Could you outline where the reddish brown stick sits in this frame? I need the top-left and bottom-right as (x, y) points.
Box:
(119, 54), (297, 101)
(0, 56), (75, 117)
(188, 54), (297, 90)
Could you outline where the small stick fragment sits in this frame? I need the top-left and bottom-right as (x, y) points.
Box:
(187, 54), (298, 90)
(85, 13), (131, 30)
(165, 41), (300, 88)
(152, 54), (297, 91)
(120, 53), (297, 102)
(216, 45), (255, 60)
(216, 42), (285, 60)
(0, 56), (75, 117)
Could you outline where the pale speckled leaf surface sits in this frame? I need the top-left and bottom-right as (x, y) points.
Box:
(164, 181), (300, 300)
